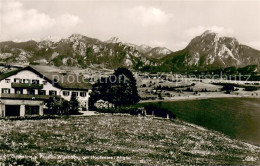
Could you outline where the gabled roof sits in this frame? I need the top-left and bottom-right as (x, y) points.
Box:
(0, 68), (21, 81)
(0, 66), (48, 81)
(42, 72), (92, 90)
(0, 66), (92, 91)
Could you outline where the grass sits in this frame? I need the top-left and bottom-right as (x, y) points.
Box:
(137, 97), (260, 146)
(0, 115), (259, 165)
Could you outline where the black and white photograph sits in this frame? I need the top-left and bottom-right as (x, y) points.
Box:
(0, 0), (260, 165)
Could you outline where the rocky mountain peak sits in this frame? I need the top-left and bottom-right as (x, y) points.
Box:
(161, 30), (260, 71)
(201, 30), (216, 37)
(0, 32), (259, 72)
(69, 33), (85, 41)
(152, 47), (172, 55)
(106, 37), (121, 43)
(40, 36), (61, 43)
(189, 30), (239, 49)
(136, 44), (153, 54)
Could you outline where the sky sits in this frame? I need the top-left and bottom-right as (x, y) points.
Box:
(0, 0), (260, 51)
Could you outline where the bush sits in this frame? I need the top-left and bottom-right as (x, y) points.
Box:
(95, 104), (176, 119)
(69, 93), (80, 114)
(186, 87), (193, 92)
(96, 107), (142, 115)
(221, 84), (235, 94)
(144, 105), (176, 119)
(45, 97), (64, 115)
(244, 86), (258, 91)
(158, 92), (164, 100)
(45, 95), (80, 115)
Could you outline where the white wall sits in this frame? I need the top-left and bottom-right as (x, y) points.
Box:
(0, 69), (91, 110)
(0, 70), (60, 95)
(61, 90), (90, 109)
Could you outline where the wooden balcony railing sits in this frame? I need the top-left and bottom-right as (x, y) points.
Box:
(0, 93), (56, 100)
(11, 83), (43, 89)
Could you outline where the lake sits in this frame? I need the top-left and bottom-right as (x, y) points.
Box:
(139, 98), (260, 146)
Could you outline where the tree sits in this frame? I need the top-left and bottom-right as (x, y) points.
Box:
(69, 93), (79, 114)
(89, 67), (140, 109)
(111, 67), (140, 107)
(221, 84), (235, 94)
(45, 96), (64, 115)
(45, 95), (79, 115)
(158, 92), (163, 100)
(89, 77), (113, 110)
(62, 100), (70, 115)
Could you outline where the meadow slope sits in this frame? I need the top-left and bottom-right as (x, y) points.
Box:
(0, 115), (259, 165)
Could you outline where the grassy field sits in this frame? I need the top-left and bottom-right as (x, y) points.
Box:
(137, 97), (260, 146)
(0, 115), (259, 165)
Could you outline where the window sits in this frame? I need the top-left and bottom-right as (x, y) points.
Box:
(27, 90), (35, 95)
(80, 92), (87, 97)
(5, 79), (10, 83)
(2, 88), (10, 94)
(38, 90), (46, 95)
(72, 92), (78, 97)
(63, 91), (70, 96)
(14, 78), (22, 83)
(23, 79), (30, 84)
(15, 89), (23, 94)
(43, 81), (47, 85)
(49, 90), (57, 96)
(32, 79), (39, 84)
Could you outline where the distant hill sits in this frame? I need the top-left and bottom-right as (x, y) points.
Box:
(0, 31), (259, 72)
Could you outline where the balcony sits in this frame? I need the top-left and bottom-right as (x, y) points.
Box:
(0, 93), (54, 100)
(11, 83), (43, 89)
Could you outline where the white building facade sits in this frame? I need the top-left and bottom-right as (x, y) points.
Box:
(0, 66), (91, 117)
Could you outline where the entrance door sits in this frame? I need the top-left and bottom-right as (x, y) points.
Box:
(5, 105), (20, 116)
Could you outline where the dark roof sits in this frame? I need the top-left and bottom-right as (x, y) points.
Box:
(43, 72), (92, 90)
(0, 66), (45, 81)
(0, 69), (21, 81)
(0, 66), (92, 91)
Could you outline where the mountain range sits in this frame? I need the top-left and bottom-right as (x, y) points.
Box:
(0, 30), (259, 72)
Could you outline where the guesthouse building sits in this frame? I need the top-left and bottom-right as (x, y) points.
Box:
(0, 66), (92, 117)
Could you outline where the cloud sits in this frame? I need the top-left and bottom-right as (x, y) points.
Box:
(55, 14), (82, 28)
(125, 6), (173, 27)
(0, 0), (82, 41)
(185, 26), (234, 38)
(148, 40), (167, 47)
